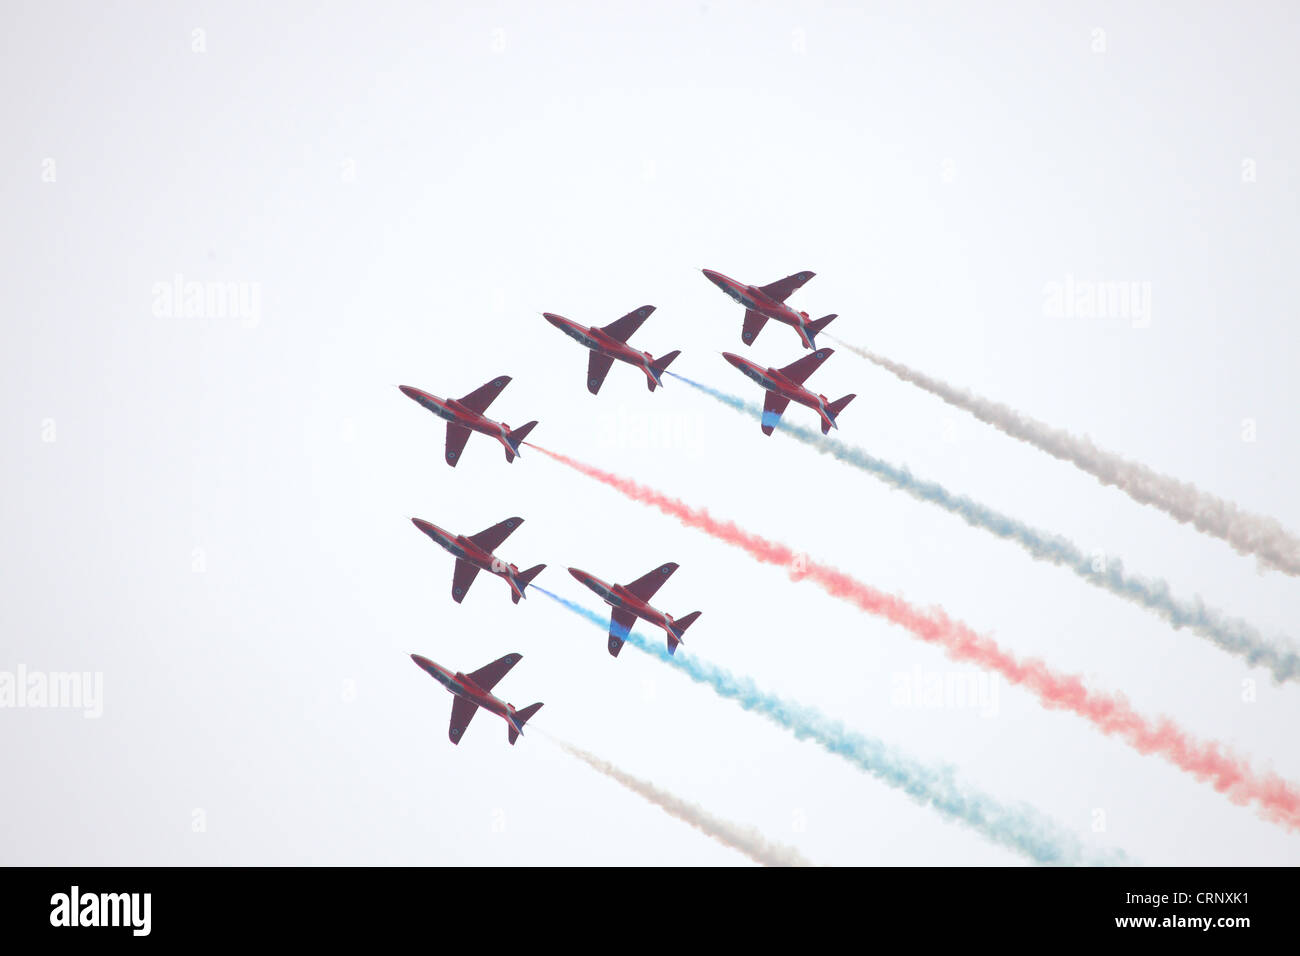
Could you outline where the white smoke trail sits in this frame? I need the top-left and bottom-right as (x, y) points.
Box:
(548, 735), (812, 867)
(833, 340), (1300, 576)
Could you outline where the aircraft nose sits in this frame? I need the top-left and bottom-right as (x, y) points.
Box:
(410, 517), (435, 534)
(721, 352), (744, 370)
(399, 385), (420, 400)
(702, 269), (724, 286)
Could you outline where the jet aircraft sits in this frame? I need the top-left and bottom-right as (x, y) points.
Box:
(702, 268), (836, 349)
(411, 516), (545, 604)
(399, 377), (537, 466)
(722, 348), (855, 435)
(543, 305), (681, 395)
(568, 563), (701, 657)
(410, 652), (543, 745)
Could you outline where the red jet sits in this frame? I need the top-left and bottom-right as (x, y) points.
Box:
(568, 563), (701, 657)
(399, 376), (537, 466)
(702, 268), (837, 349)
(410, 652), (543, 745)
(543, 305), (681, 395)
(723, 348), (855, 436)
(411, 516), (545, 604)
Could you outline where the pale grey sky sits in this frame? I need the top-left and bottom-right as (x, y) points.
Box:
(2, 1), (1298, 865)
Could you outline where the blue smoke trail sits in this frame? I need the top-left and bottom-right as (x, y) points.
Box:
(668, 372), (1300, 683)
(534, 586), (1126, 866)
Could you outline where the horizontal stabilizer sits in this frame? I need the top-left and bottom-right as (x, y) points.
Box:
(647, 350), (681, 391)
(508, 702), (544, 745)
(805, 313), (837, 346)
(667, 610), (701, 655)
(505, 421), (538, 461)
(823, 393), (856, 433)
(510, 564), (546, 603)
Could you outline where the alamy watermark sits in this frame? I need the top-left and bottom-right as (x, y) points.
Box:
(594, 407), (705, 451)
(50, 886), (150, 936)
(891, 666), (999, 717)
(151, 273), (262, 327)
(1043, 274), (1151, 328)
(0, 665), (103, 718)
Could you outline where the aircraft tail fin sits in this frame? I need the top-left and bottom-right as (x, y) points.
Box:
(646, 350), (681, 391)
(510, 564), (546, 603)
(507, 702), (544, 745)
(666, 611), (701, 654)
(806, 313), (837, 346)
(822, 394), (856, 434)
(504, 421), (539, 462)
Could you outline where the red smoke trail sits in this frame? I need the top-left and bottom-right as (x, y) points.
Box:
(527, 442), (1300, 832)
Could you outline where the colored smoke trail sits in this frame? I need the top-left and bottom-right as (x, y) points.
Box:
(526, 450), (1300, 833)
(533, 587), (1120, 865)
(832, 339), (1300, 578)
(545, 734), (812, 866)
(665, 371), (1300, 685)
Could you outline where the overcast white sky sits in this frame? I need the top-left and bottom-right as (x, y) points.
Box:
(3, 1), (1299, 865)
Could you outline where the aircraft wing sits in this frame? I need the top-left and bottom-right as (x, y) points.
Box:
(758, 270), (815, 303)
(761, 392), (791, 436)
(445, 424), (472, 466)
(601, 305), (655, 343)
(451, 559), (480, 603)
(587, 351), (615, 395)
(448, 696), (478, 744)
(741, 309), (769, 345)
(467, 652), (523, 692)
(777, 347), (833, 385)
(457, 375), (512, 415)
(607, 609), (638, 657)
(623, 562), (678, 602)
(468, 517), (523, 554)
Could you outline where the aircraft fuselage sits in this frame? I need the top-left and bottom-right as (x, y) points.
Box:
(568, 567), (675, 637)
(411, 518), (526, 599)
(702, 269), (815, 347)
(722, 352), (833, 423)
(412, 655), (523, 733)
(544, 313), (661, 383)
(399, 385), (515, 451)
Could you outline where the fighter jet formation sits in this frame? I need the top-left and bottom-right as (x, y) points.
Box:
(404, 266), (853, 745)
